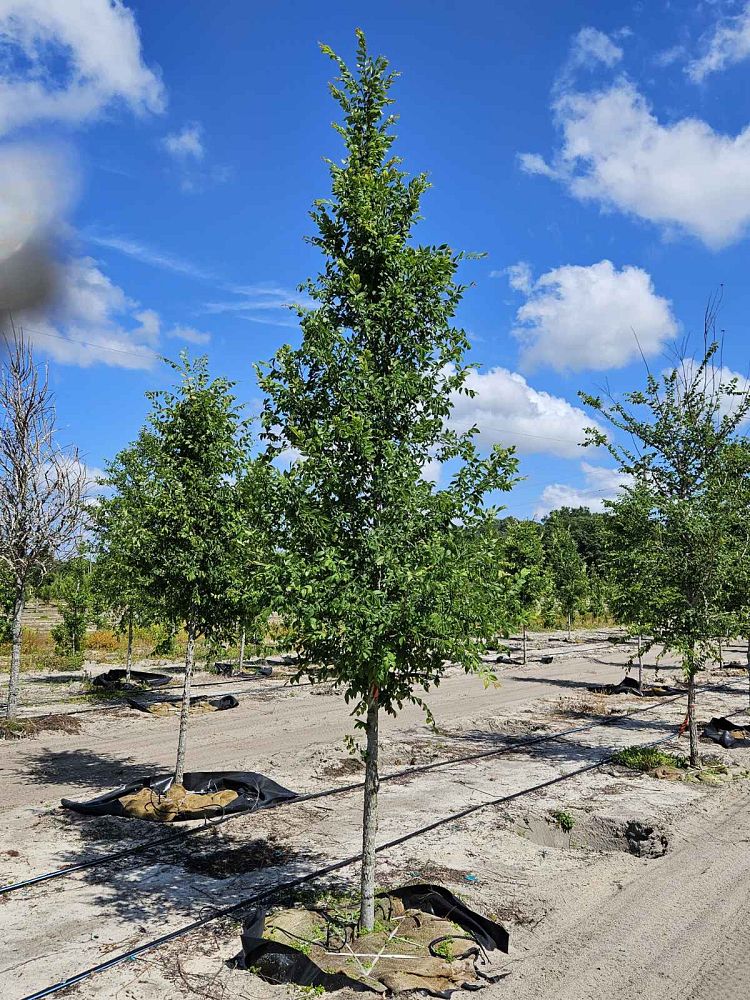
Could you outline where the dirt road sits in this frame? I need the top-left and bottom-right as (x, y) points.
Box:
(505, 784), (750, 1000)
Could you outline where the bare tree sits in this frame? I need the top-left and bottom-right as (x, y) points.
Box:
(0, 327), (86, 717)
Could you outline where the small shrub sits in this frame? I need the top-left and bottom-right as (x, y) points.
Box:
(612, 746), (687, 772)
(86, 629), (121, 652)
(551, 809), (574, 833)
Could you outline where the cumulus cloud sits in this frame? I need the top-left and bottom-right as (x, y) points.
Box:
(520, 74), (750, 249)
(0, 1), (166, 362)
(163, 122), (204, 160)
(509, 259), (677, 372)
(447, 366), (602, 459)
(20, 256), (215, 366)
(0, 0), (164, 134)
(22, 256), (162, 369)
(687, 3), (750, 82)
(533, 461), (629, 518)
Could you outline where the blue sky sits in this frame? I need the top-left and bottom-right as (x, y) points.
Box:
(5, 0), (750, 519)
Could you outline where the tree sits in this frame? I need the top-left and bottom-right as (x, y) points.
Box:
(258, 33), (519, 931)
(0, 331), (86, 717)
(545, 521), (589, 640)
(581, 326), (750, 766)
(500, 519), (550, 662)
(98, 355), (258, 782)
(50, 554), (98, 656)
(92, 445), (162, 682)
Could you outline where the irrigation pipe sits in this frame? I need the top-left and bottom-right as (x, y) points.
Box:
(2, 677), (734, 899)
(17, 727), (679, 1000)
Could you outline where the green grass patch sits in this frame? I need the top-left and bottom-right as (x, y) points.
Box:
(550, 809), (575, 832)
(612, 745), (687, 772)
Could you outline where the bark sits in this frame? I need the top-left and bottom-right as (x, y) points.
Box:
(238, 626), (246, 670)
(687, 668), (698, 768)
(637, 634), (643, 692)
(359, 693), (380, 932)
(567, 612), (572, 642)
(6, 590), (24, 719)
(125, 611), (134, 683)
(174, 626), (196, 785)
(746, 635), (750, 667)
(522, 624), (527, 666)
(718, 637), (723, 669)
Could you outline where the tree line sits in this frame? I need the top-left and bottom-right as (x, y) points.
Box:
(2, 32), (750, 932)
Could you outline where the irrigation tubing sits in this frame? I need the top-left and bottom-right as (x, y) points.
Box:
(2, 676), (736, 900)
(9, 638), (633, 719)
(17, 727), (678, 1000)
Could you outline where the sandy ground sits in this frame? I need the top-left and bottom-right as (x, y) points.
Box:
(2, 631), (750, 1000)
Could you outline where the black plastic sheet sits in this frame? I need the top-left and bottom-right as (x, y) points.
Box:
(92, 668), (171, 690)
(126, 693), (240, 713)
(61, 770), (297, 820)
(702, 716), (750, 748)
(588, 676), (681, 697)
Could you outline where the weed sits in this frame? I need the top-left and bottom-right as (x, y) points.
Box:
(550, 809), (575, 832)
(612, 746), (687, 772)
(0, 714), (81, 740)
(433, 939), (455, 962)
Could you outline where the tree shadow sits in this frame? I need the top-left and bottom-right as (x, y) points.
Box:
(20, 747), (167, 791)
(35, 806), (322, 931)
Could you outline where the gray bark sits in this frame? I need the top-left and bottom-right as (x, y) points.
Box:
(174, 627), (196, 785)
(687, 670), (698, 768)
(238, 626), (246, 670)
(6, 590), (24, 718)
(359, 695), (380, 932)
(567, 612), (572, 642)
(125, 611), (134, 683)
(522, 624), (527, 666)
(637, 634), (643, 692)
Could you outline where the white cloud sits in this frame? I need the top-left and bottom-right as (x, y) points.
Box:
(665, 358), (750, 423)
(510, 259), (677, 372)
(0, 0), (164, 135)
(533, 461), (629, 518)
(167, 325), (211, 345)
(448, 366), (602, 459)
(163, 122), (204, 160)
(568, 27), (624, 71)
(520, 77), (750, 249)
(687, 4), (750, 82)
(0, 2), (167, 366)
(85, 231), (215, 280)
(203, 283), (312, 327)
(504, 261), (533, 294)
(22, 256), (162, 369)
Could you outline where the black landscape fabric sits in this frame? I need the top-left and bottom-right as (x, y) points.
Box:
(702, 716), (750, 748)
(61, 770), (297, 819)
(588, 675), (682, 697)
(92, 668), (171, 689)
(126, 693), (240, 712)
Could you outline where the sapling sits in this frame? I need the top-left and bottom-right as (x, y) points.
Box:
(97, 356), (268, 783)
(582, 314), (750, 766)
(258, 32), (519, 930)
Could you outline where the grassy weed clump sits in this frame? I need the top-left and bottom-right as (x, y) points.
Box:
(612, 746), (687, 772)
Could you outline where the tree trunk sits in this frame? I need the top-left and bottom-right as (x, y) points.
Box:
(238, 626), (246, 670)
(567, 612), (572, 642)
(125, 611), (134, 683)
(637, 634), (643, 692)
(746, 635), (750, 667)
(359, 693), (380, 933)
(522, 624), (527, 666)
(718, 637), (723, 669)
(687, 669), (698, 768)
(6, 591), (24, 719)
(174, 627), (196, 785)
